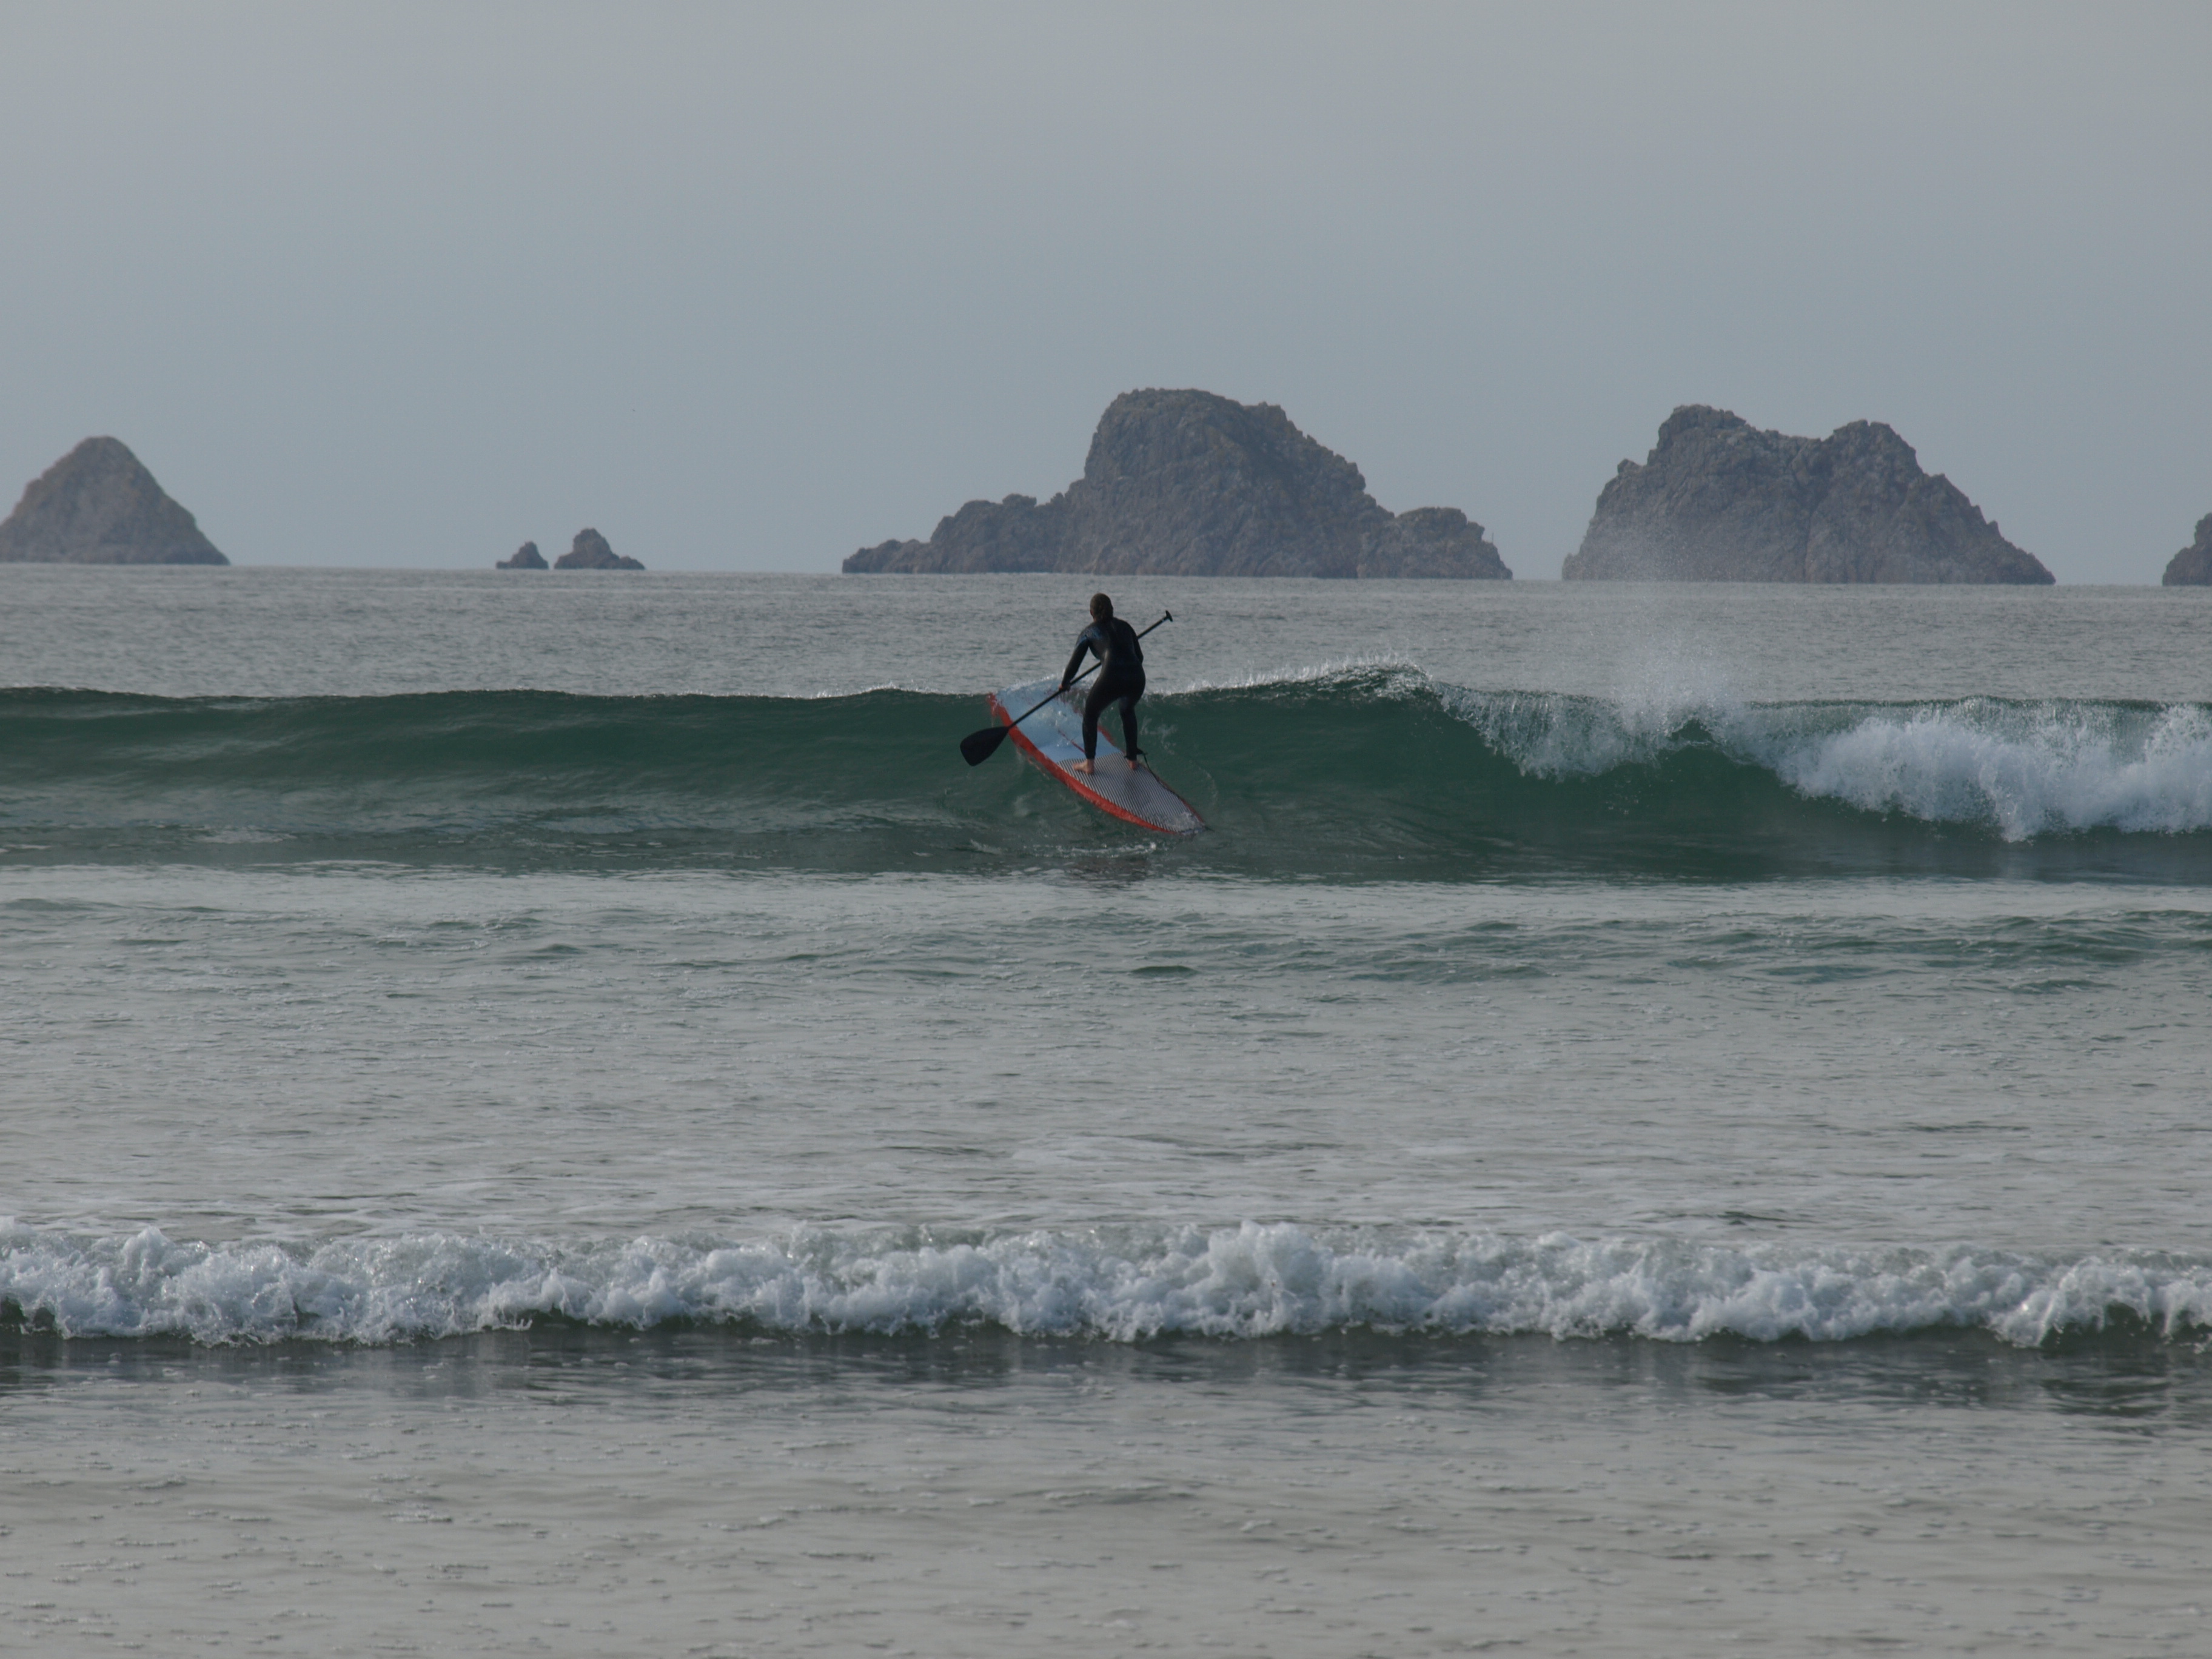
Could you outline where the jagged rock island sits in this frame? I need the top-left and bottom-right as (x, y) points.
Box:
(554, 529), (644, 570)
(0, 437), (228, 565)
(845, 389), (1509, 578)
(497, 540), (548, 569)
(2161, 515), (2212, 586)
(1563, 406), (2052, 584)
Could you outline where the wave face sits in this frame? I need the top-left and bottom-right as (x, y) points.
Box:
(4, 1221), (2206, 1349)
(4, 675), (2210, 879)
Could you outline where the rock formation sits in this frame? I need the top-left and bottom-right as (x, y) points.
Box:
(844, 389), (1509, 578)
(0, 437), (228, 565)
(1562, 406), (2052, 585)
(497, 540), (548, 570)
(554, 528), (644, 570)
(2160, 515), (2212, 586)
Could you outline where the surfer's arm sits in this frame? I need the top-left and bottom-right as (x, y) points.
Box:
(1059, 634), (1094, 691)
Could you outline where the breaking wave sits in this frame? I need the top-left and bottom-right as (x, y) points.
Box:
(1455, 685), (2212, 840)
(2, 674), (2208, 878)
(4, 1220), (2207, 1349)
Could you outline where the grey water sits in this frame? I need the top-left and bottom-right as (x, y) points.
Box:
(4, 569), (2211, 1655)
(4, 565), (2208, 702)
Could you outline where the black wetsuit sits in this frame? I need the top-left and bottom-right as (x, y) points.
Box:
(1061, 617), (1145, 762)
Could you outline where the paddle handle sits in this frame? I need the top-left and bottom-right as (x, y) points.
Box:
(1004, 611), (1173, 732)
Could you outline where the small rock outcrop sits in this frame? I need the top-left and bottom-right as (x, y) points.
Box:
(0, 437), (228, 565)
(1563, 406), (2052, 585)
(2160, 515), (2212, 586)
(497, 540), (548, 570)
(845, 389), (1509, 578)
(554, 528), (643, 570)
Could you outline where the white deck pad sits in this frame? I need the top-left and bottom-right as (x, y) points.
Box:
(989, 678), (1206, 836)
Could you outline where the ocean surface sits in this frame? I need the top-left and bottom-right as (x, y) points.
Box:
(4, 566), (2210, 1655)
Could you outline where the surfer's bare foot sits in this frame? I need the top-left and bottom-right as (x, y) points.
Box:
(1073, 759), (1095, 774)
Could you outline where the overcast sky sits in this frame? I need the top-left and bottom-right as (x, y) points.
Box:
(2, 2), (2206, 580)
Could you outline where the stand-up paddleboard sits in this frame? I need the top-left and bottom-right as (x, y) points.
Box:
(988, 677), (1205, 835)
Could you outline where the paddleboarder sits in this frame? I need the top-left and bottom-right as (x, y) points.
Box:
(956, 606), (1201, 832)
(1060, 593), (1146, 774)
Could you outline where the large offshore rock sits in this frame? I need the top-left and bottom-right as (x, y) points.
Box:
(1563, 406), (2051, 584)
(554, 528), (644, 570)
(2160, 515), (2212, 586)
(0, 437), (228, 565)
(845, 389), (1509, 578)
(497, 540), (548, 569)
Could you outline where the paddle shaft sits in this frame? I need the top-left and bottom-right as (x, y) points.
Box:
(959, 611), (1173, 766)
(1000, 610), (1173, 732)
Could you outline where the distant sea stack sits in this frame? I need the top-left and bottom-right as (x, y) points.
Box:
(554, 529), (643, 570)
(0, 437), (228, 565)
(497, 540), (548, 570)
(845, 389), (1509, 578)
(1563, 406), (2052, 585)
(2160, 515), (2212, 586)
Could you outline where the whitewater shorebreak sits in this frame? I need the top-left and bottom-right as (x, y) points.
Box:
(5, 1219), (2207, 1349)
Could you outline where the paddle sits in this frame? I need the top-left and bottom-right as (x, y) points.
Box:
(960, 611), (1175, 767)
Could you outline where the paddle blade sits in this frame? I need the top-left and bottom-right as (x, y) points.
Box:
(960, 723), (1011, 766)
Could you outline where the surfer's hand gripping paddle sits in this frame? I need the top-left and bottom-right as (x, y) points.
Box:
(959, 611), (1173, 767)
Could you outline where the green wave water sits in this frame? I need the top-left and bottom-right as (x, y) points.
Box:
(4, 671), (2210, 879)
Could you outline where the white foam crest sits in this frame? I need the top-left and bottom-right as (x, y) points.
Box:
(1447, 688), (1688, 776)
(4, 1220), (2208, 1349)
(1752, 701), (2212, 840)
(1445, 688), (2212, 838)
(1162, 656), (1427, 697)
